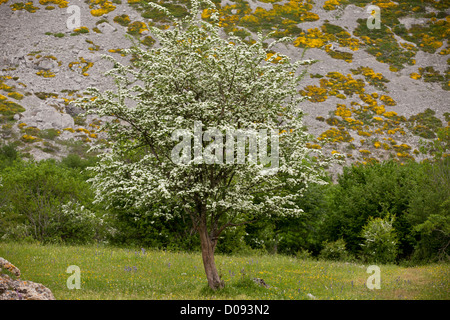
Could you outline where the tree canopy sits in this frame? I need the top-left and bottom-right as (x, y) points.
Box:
(77, 0), (334, 289)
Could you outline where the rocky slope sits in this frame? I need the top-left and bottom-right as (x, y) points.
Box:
(0, 0), (449, 168)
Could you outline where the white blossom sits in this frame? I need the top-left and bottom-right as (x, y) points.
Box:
(75, 0), (337, 243)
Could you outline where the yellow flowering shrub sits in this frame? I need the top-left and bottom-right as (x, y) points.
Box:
(76, 128), (90, 134)
(335, 104), (352, 118)
(113, 14), (131, 26)
(88, 0), (116, 17)
(39, 0), (68, 8)
(383, 111), (398, 118)
(21, 134), (38, 143)
(7, 92), (24, 100)
(317, 127), (353, 143)
(323, 0), (345, 11)
(380, 95), (397, 106)
(410, 72), (421, 80)
(36, 70), (55, 78)
(373, 105), (386, 115)
(299, 85), (328, 103)
(351, 66), (389, 91)
(294, 28), (332, 48)
(69, 57), (94, 76)
(439, 47), (450, 55)
(72, 26), (89, 34)
(10, 1), (39, 12)
(306, 143), (322, 150)
(127, 21), (148, 35)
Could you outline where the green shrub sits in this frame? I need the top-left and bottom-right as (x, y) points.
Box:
(360, 214), (399, 264)
(0, 143), (19, 169)
(319, 238), (350, 261)
(0, 159), (100, 243)
(323, 160), (419, 259)
(407, 157), (450, 262)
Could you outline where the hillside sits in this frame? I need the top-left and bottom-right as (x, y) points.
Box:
(0, 0), (449, 169)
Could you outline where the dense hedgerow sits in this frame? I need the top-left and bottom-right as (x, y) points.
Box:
(0, 147), (448, 264)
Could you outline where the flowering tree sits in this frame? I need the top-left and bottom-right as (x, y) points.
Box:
(78, 0), (334, 290)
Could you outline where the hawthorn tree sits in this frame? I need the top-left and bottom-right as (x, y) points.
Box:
(78, 0), (334, 290)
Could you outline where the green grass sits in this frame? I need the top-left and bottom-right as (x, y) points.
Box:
(0, 242), (449, 300)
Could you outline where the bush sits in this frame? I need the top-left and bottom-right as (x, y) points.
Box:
(407, 157), (450, 262)
(0, 159), (102, 244)
(56, 201), (106, 244)
(0, 143), (19, 169)
(322, 160), (419, 259)
(319, 238), (351, 261)
(106, 204), (200, 250)
(360, 215), (399, 264)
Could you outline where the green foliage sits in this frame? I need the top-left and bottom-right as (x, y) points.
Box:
(272, 182), (332, 255)
(113, 14), (131, 26)
(0, 157), (102, 244)
(360, 214), (399, 264)
(38, 128), (60, 140)
(319, 238), (351, 261)
(407, 158), (450, 262)
(0, 142), (19, 169)
(323, 161), (416, 258)
(408, 108), (443, 139)
(107, 205), (200, 250)
(322, 159), (449, 263)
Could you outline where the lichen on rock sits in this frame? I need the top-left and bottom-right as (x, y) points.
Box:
(0, 257), (55, 300)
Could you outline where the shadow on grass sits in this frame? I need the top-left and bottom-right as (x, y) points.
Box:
(199, 276), (269, 299)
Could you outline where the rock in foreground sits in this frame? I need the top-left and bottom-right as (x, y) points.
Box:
(0, 257), (55, 300)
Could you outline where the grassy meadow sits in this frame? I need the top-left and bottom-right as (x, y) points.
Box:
(1, 242), (448, 300)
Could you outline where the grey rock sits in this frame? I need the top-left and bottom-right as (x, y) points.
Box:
(96, 22), (116, 34)
(21, 99), (74, 130)
(0, 257), (55, 300)
(37, 58), (56, 71)
(66, 102), (84, 117)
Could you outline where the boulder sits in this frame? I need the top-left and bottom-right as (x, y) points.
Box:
(37, 58), (57, 71)
(20, 99), (75, 130)
(96, 22), (116, 34)
(0, 257), (55, 300)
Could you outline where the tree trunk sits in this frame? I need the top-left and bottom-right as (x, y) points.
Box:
(198, 224), (224, 290)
